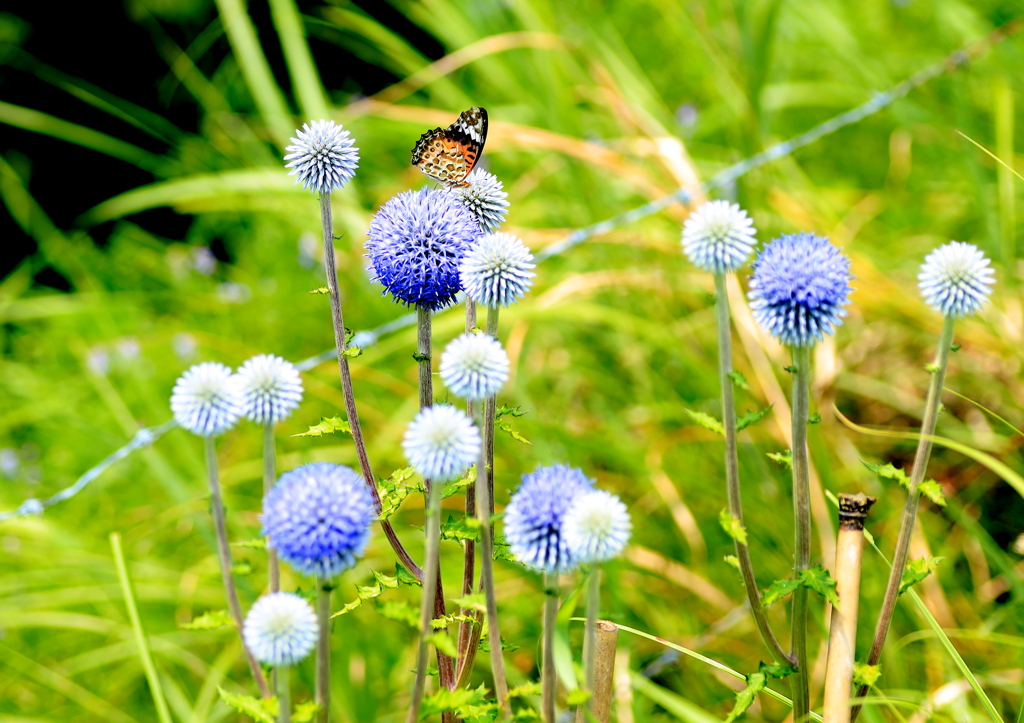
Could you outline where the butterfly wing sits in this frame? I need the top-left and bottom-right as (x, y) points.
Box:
(411, 107), (488, 187)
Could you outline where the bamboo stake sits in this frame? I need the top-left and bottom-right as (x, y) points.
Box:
(575, 621), (619, 723)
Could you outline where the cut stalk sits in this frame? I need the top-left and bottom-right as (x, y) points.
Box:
(789, 344), (813, 723)
(542, 572), (559, 723)
(575, 620), (619, 723)
(823, 494), (876, 723)
(315, 576), (332, 723)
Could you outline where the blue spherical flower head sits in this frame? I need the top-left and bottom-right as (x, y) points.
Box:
(918, 241), (995, 318)
(452, 168), (510, 233)
(748, 233), (852, 347)
(403, 405), (481, 482)
(504, 465), (595, 573)
(439, 332), (509, 402)
(263, 463), (375, 578)
(366, 188), (482, 310)
(563, 489), (632, 564)
(170, 362), (243, 437)
(243, 592), (318, 667)
(236, 354), (304, 424)
(681, 200), (757, 273)
(460, 232), (536, 308)
(284, 120), (359, 194)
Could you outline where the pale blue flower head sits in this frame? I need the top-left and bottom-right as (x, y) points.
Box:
(748, 233), (852, 347)
(453, 168), (510, 233)
(262, 463), (375, 578)
(504, 465), (595, 573)
(170, 362), (243, 437)
(402, 405), (481, 482)
(918, 241), (995, 318)
(682, 200), (757, 273)
(243, 592), (318, 667)
(366, 188), (482, 310)
(460, 232), (535, 308)
(236, 354), (303, 424)
(563, 489), (632, 564)
(284, 120), (359, 194)
(440, 333), (509, 402)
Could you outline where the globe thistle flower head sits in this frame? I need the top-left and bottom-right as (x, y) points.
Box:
(748, 233), (852, 347)
(170, 362), (243, 437)
(284, 120), (359, 194)
(243, 592), (318, 667)
(563, 489), (632, 564)
(504, 465), (595, 573)
(460, 232), (536, 308)
(262, 463), (375, 578)
(236, 354), (304, 424)
(918, 241), (995, 318)
(439, 333), (509, 401)
(681, 200), (758, 273)
(452, 168), (510, 233)
(366, 188), (482, 310)
(402, 405), (481, 482)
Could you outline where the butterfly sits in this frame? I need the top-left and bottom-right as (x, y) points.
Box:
(411, 107), (488, 187)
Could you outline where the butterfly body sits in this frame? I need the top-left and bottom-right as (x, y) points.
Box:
(411, 107), (488, 187)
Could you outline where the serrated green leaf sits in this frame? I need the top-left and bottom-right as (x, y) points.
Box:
(427, 631), (459, 658)
(724, 555), (740, 571)
(458, 702), (500, 723)
(724, 672), (766, 723)
(808, 413), (821, 424)
(395, 563), (421, 587)
(853, 662), (881, 687)
(373, 570), (400, 590)
(342, 346), (362, 359)
(899, 557), (944, 595)
(728, 370), (751, 390)
(496, 417), (531, 445)
(492, 535), (516, 563)
(452, 593), (487, 612)
(495, 404), (528, 419)
(441, 466), (476, 499)
(332, 596), (364, 618)
(216, 688), (275, 723)
(799, 564), (839, 607)
(377, 599), (420, 628)
(379, 467), (418, 521)
(686, 409), (725, 436)
(510, 710), (541, 721)
(180, 610), (235, 630)
(761, 578), (801, 607)
(718, 509), (748, 545)
(441, 514), (482, 542)
(507, 682), (543, 699)
(863, 461), (910, 489)
(232, 537), (267, 549)
(292, 416), (352, 438)
(566, 688), (592, 706)
(432, 613), (478, 629)
(421, 685), (489, 718)
(480, 634), (520, 653)
(759, 662), (797, 679)
(736, 405), (773, 432)
(918, 479), (947, 507)
(308, 287), (330, 294)
(766, 450), (792, 469)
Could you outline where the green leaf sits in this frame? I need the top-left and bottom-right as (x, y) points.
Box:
(480, 633), (519, 653)
(728, 370), (750, 390)
(783, 365), (797, 374)
(432, 613), (478, 629)
(723, 555), (740, 571)
(308, 287), (330, 294)
(492, 535), (516, 563)
(899, 557), (944, 595)
(342, 346), (362, 359)
(441, 466), (476, 499)
(862, 461), (910, 489)
(458, 702), (501, 723)
(686, 409), (725, 436)
(376, 599), (420, 628)
(232, 537), (267, 549)
(853, 662), (881, 688)
(736, 405), (773, 432)
(395, 563), (421, 587)
(799, 565), (839, 607)
(180, 610), (235, 630)
(441, 514), (482, 542)
(759, 662), (797, 679)
(507, 682), (542, 699)
(421, 685), (489, 718)
(451, 593), (487, 613)
(427, 631), (459, 658)
(378, 467), (418, 521)
(216, 688), (274, 723)
(766, 450), (792, 469)
(761, 578), (801, 607)
(495, 404), (528, 420)
(718, 509), (748, 545)
(566, 688), (592, 706)
(292, 416), (352, 438)
(494, 408), (531, 445)
(808, 413), (821, 425)
(724, 672), (766, 723)
(925, 362), (940, 373)
(918, 480), (947, 507)
(291, 702), (320, 722)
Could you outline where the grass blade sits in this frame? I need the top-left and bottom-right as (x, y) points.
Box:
(267, 0), (329, 120)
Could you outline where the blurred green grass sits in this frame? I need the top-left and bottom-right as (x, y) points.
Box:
(2, 0), (1024, 721)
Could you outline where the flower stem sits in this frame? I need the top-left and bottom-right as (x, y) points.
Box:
(714, 272), (793, 666)
(407, 473), (442, 723)
(485, 306), (499, 525)
(318, 191), (422, 580)
(542, 572), (559, 723)
(203, 437), (270, 698)
(263, 421), (280, 594)
(582, 566), (600, 700)
(851, 316), (956, 719)
(458, 299), (479, 673)
(789, 344), (813, 723)
(315, 576), (332, 723)
(277, 665), (291, 723)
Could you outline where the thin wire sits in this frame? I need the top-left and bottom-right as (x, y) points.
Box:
(2, 19), (1020, 523)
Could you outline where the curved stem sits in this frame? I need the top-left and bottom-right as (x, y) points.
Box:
(789, 344), (813, 723)
(315, 576), (332, 723)
(263, 422), (280, 593)
(204, 437), (270, 698)
(318, 192), (422, 580)
(851, 316), (955, 719)
(542, 572), (559, 723)
(714, 272), (793, 665)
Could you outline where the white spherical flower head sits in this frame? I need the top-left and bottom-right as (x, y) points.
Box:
(243, 592), (318, 667)
(403, 405), (481, 482)
(284, 120), (359, 194)
(918, 241), (995, 318)
(439, 333), (509, 402)
(170, 362), (242, 437)
(236, 354), (304, 424)
(681, 200), (757, 274)
(452, 168), (510, 233)
(460, 232), (536, 308)
(563, 489), (632, 564)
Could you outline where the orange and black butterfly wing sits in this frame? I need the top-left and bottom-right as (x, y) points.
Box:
(411, 107), (488, 187)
